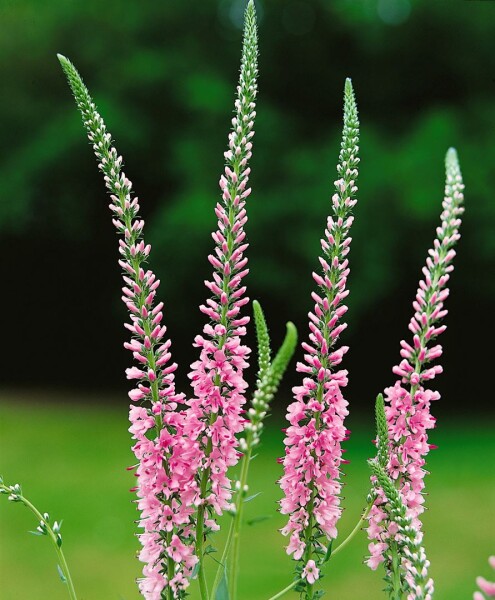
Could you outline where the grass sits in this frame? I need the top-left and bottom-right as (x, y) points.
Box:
(0, 391), (493, 599)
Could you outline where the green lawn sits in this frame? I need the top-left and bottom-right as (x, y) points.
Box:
(0, 393), (493, 599)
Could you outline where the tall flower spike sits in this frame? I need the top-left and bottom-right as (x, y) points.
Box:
(58, 55), (200, 599)
(366, 148), (465, 586)
(183, 0), (258, 586)
(279, 78), (359, 595)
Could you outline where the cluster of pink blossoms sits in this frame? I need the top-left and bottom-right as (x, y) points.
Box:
(117, 183), (200, 598)
(58, 55), (204, 598)
(183, 3), (257, 533)
(185, 132), (254, 516)
(58, 5), (259, 598)
(279, 79), (359, 583)
(367, 148), (465, 584)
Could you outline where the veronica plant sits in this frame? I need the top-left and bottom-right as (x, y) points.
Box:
(278, 77), (359, 599)
(59, 3), (294, 599)
(185, 4), (258, 594)
(58, 47), (199, 598)
(366, 148), (465, 598)
(1, 1), (468, 597)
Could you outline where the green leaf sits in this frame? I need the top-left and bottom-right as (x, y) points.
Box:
(56, 564), (67, 583)
(323, 539), (334, 563)
(215, 569), (230, 600)
(243, 492), (261, 503)
(191, 562), (200, 579)
(246, 514), (271, 526)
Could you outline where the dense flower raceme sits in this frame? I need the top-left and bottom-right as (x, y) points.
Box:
(367, 149), (465, 590)
(60, 2), (258, 597)
(60, 5), (259, 597)
(184, 0), (258, 531)
(475, 557), (495, 600)
(368, 460), (433, 600)
(279, 79), (359, 588)
(58, 56), (201, 599)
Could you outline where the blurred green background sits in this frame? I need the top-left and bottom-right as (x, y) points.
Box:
(1, 398), (493, 599)
(0, 0), (494, 598)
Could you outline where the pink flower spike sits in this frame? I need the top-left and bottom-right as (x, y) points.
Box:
(366, 148), (465, 593)
(58, 52), (205, 597)
(279, 79), (359, 587)
(174, 1), (260, 568)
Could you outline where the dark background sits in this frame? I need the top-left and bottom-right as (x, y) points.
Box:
(1, 0), (494, 418)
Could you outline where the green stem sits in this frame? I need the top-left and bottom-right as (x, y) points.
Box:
(390, 540), (402, 600)
(329, 501), (373, 559)
(195, 467), (211, 600)
(266, 580), (299, 600)
(165, 531), (175, 600)
(304, 496), (315, 600)
(211, 513), (236, 595)
(211, 433), (253, 598)
(229, 439), (253, 598)
(1, 485), (77, 600)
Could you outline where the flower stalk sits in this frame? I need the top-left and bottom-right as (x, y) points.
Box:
(367, 148), (465, 596)
(210, 302), (297, 598)
(279, 77), (359, 598)
(58, 53), (199, 599)
(0, 478), (77, 600)
(54, 15), (470, 599)
(184, 3), (259, 596)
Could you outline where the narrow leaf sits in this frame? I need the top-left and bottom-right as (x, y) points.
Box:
(246, 514), (271, 526)
(323, 539), (334, 563)
(215, 569), (230, 600)
(243, 492), (261, 503)
(57, 564), (67, 583)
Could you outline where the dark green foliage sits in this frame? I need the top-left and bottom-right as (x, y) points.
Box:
(1, 0), (493, 414)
